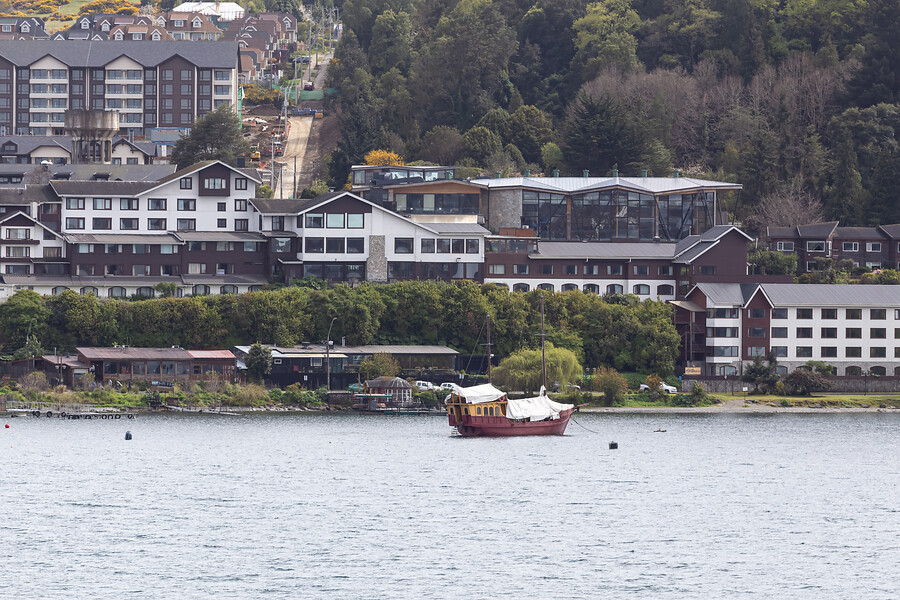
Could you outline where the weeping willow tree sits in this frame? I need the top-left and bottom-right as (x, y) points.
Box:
(492, 343), (582, 395)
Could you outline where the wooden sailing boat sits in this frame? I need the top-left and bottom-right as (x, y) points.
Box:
(446, 294), (575, 437)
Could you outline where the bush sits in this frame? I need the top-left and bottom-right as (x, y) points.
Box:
(669, 393), (696, 406)
(595, 367), (628, 405)
(690, 382), (708, 404)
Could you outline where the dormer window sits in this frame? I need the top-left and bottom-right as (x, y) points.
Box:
(114, 31), (123, 40)
(174, 19), (184, 27)
(157, 18), (165, 26)
(21, 23), (29, 32)
(152, 32), (160, 40)
(101, 21), (110, 32)
(192, 18), (201, 28)
(80, 20), (89, 30)
(132, 33), (142, 40)
(2, 25), (11, 33)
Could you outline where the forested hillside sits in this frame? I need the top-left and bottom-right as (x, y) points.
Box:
(325, 0), (900, 231)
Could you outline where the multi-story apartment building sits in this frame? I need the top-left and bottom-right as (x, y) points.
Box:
(676, 283), (900, 377)
(768, 221), (900, 271)
(0, 41), (240, 137)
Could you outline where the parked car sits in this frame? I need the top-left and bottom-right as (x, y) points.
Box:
(440, 382), (463, 393)
(415, 380), (436, 391)
(640, 382), (678, 394)
(348, 383), (363, 393)
(303, 82), (314, 91)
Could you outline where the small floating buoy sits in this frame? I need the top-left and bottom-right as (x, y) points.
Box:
(125, 431), (132, 440)
(4, 424), (8, 428)
(609, 441), (618, 449)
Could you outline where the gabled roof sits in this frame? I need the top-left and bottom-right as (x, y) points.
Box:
(691, 282), (757, 306)
(141, 160), (261, 196)
(760, 284), (900, 307)
(0, 40), (238, 68)
(0, 210), (63, 238)
(834, 226), (886, 240)
(470, 175), (741, 195)
(50, 181), (153, 197)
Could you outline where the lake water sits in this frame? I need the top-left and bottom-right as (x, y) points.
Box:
(1, 411), (898, 599)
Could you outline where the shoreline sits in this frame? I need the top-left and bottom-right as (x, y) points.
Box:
(580, 397), (900, 414)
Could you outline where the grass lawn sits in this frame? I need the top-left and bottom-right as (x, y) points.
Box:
(716, 392), (900, 408)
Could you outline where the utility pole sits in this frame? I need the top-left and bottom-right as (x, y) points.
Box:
(325, 317), (337, 391)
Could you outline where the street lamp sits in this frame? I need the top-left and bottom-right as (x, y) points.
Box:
(325, 317), (337, 391)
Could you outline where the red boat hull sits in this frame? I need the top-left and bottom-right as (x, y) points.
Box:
(452, 408), (574, 437)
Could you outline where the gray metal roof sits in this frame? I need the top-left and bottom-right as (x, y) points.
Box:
(175, 231), (265, 242)
(471, 175), (741, 195)
(421, 222), (491, 235)
(673, 241), (716, 264)
(0, 135), (70, 154)
(64, 233), (180, 244)
(761, 284), (900, 307)
(250, 197), (320, 214)
(0, 184), (57, 205)
(0, 40), (238, 68)
(50, 181), (153, 196)
(796, 222), (838, 237)
(235, 344), (458, 356)
(693, 283), (750, 306)
(532, 241), (676, 260)
(834, 227), (885, 240)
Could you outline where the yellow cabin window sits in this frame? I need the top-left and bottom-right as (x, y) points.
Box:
(476, 407), (482, 415)
(489, 407), (494, 416)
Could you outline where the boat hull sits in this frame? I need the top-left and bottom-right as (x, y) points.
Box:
(454, 408), (573, 437)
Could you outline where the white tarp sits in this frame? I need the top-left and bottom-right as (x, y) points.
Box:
(506, 392), (574, 422)
(455, 383), (506, 404)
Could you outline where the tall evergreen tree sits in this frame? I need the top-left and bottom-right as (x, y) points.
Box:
(169, 104), (248, 170)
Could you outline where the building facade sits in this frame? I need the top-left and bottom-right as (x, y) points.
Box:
(767, 222), (900, 272)
(0, 41), (240, 138)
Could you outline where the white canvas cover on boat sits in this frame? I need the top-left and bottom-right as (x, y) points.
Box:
(455, 383), (506, 404)
(506, 393), (573, 422)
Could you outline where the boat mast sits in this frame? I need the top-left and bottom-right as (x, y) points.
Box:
(541, 292), (546, 391)
(485, 314), (492, 384)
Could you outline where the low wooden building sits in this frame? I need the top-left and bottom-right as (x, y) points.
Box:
(72, 346), (236, 386)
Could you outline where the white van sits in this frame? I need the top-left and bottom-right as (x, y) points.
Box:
(415, 380), (436, 391)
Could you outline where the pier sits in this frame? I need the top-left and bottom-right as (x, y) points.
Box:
(3, 399), (137, 420)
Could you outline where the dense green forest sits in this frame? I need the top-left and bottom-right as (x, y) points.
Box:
(0, 284), (679, 374)
(324, 0), (900, 230)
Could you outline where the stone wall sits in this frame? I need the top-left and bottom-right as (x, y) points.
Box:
(486, 189), (523, 230)
(367, 234), (387, 282)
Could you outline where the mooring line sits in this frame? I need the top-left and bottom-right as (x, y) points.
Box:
(571, 416), (603, 434)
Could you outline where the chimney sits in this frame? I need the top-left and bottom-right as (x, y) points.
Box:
(524, 169), (530, 177)
(611, 168), (618, 178)
(641, 169), (648, 177)
(552, 169), (560, 177)
(583, 169), (589, 178)
(673, 169), (680, 178)
(494, 172), (501, 179)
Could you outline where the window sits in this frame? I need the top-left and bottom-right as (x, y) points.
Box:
(797, 308), (813, 319)
(846, 347), (862, 358)
(177, 219), (196, 231)
(771, 346), (788, 357)
(821, 347), (838, 358)
(92, 197), (112, 210)
(747, 327), (766, 338)
(806, 241), (826, 252)
(870, 328), (886, 339)
(148, 198), (166, 210)
(6, 246), (29, 258)
(846, 328), (862, 339)
(771, 308), (788, 319)
(326, 213), (345, 228)
(634, 265), (649, 276)
(180, 177), (192, 189)
(148, 218), (166, 230)
(796, 327), (813, 338)
(657, 284), (674, 296)
(847, 308), (862, 319)
(842, 242), (858, 252)
(466, 239), (480, 254)
(5, 228), (29, 240)
(66, 217), (84, 229)
(771, 327), (787, 338)
(513, 264), (529, 275)
(394, 238), (413, 254)
(160, 245), (177, 255)
(120, 218), (138, 230)
(235, 178), (248, 190)
(216, 219), (226, 228)
(706, 327), (738, 338)
(234, 219), (248, 231)
(707, 346), (739, 357)
(452, 239), (464, 253)
(304, 237), (324, 253)
(748, 347), (767, 357)
(871, 309), (886, 320)
(203, 178), (226, 190)
(325, 238), (345, 253)
(871, 347), (887, 358)
(235, 199), (248, 212)
(607, 265), (622, 275)
(119, 198), (138, 211)
(347, 238), (364, 253)
(133, 265), (150, 276)
(421, 239), (435, 253)
(488, 264), (505, 275)
(776, 241), (794, 251)
(437, 239), (451, 253)
(633, 284), (650, 295)
(541, 265), (554, 275)
(698, 266), (717, 275)
(820, 308), (837, 319)
(658, 265), (673, 276)
(748, 308), (765, 319)
(177, 199), (196, 211)
(707, 308), (740, 319)
(92, 218), (112, 230)
(821, 328), (838, 339)
(796, 347), (813, 357)
(867, 242), (882, 252)
(66, 197), (85, 210)
(347, 214), (364, 228)
(606, 284), (624, 294)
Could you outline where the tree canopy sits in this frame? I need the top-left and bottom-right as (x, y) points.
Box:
(170, 104), (249, 170)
